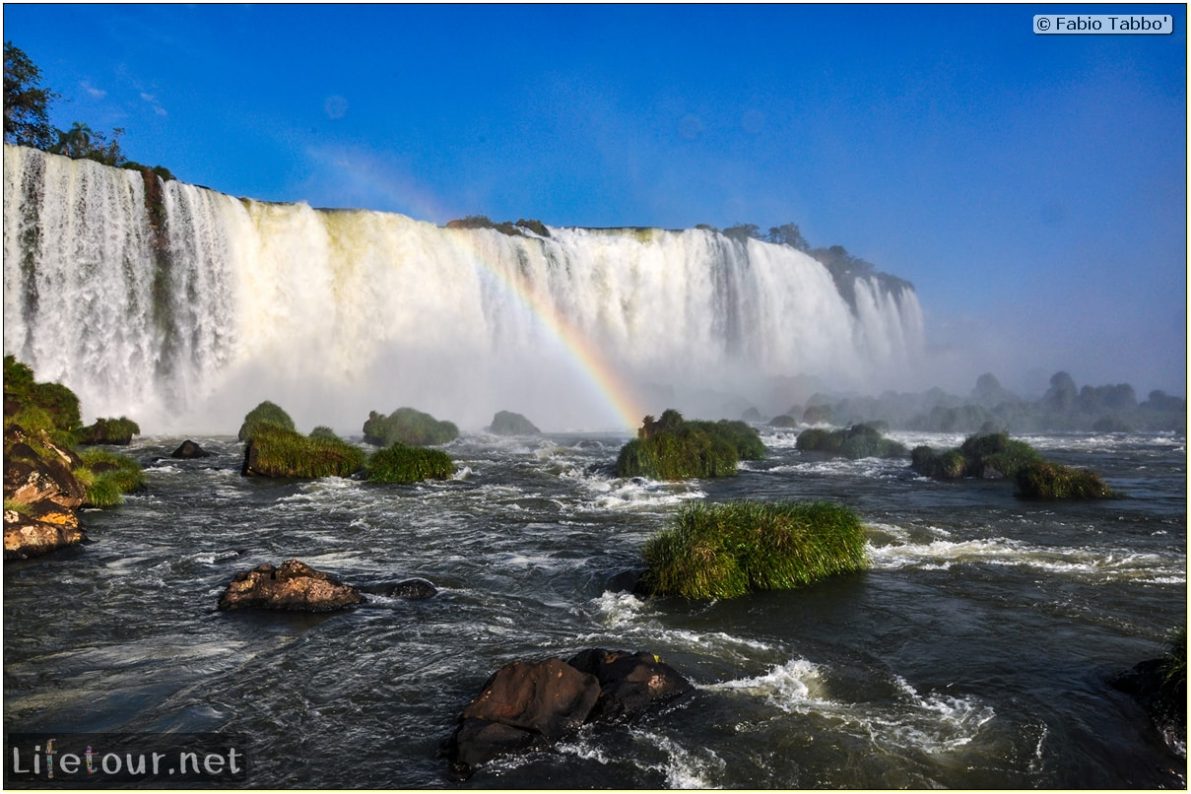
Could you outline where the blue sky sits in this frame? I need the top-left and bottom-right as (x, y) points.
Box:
(4, 4), (1187, 395)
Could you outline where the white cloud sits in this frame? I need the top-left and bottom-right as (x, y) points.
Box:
(139, 91), (167, 117)
(79, 80), (106, 99)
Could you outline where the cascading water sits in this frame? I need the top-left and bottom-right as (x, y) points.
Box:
(3, 145), (925, 433)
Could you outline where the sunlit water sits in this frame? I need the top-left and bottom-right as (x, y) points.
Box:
(4, 429), (1186, 787)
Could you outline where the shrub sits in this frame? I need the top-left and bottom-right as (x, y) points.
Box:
(1015, 461), (1117, 499)
(77, 416), (140, 445)
(77, 449), (144, 507)
(615, 410), (742, 480)
(309, 425), (340, 440)
(488, 410), (540, 435)
(687, 419), (766, 460)
(243, 425), (366, 478)
(238, 401), (295, 442)
(796, 423), (906, 459)
(366, 443), (455, 483)
(642, 501), (868, 599)
(362, 407), (459, 446)
(912, 432), (1041, 480)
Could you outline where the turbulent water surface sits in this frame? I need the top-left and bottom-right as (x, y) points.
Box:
(4, 429), (1185, 788)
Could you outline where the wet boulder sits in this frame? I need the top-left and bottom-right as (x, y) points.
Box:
(606, 569), (653, 597)
(3, 508), (87, 559)
(171, 439), (212, 459)
(4, 449), (85, 511)
(218, 560), (363, 612)
(567, 648), (693, 722)
(361, 577), (438, 599)
(447, 658), (601, 776)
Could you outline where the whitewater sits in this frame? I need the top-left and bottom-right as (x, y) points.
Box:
(3, 144), (924, 433)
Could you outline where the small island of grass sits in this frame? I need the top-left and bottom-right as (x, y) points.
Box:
(796, 423), (907, 459)
(615, 409), (764, 480)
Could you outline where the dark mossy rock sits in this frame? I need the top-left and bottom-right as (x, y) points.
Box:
(911, 433), (1041, 481)
(4, 447), (85, 511)
(366, 443), (455, 483)
(615, 409), (763, 480)
(171, 439), (212, 459)
(566, 648), (692, 722)
(1111, 633), (1186, 752)
(242, 425), (366, 479)
(487, 410), (540, 436)
(768, 414), (798, 428)
(1015, 461), (1117, 499)
(363, 407), (459, 447)
(237, 400), (295, 442)
(76, 416), (140, 445)
(796, 423), (907, 459)
(607, 569), (652, 596)
(802, 404), (833, 424)
(218, 560), (363, 612)
(361, 577), (438, 599)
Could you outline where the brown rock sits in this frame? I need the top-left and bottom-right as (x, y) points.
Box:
(4, 510), (86, 559)
(567, 648), (693, 722)
(218, 559), (363, 612)
(4, 455), (85, 510)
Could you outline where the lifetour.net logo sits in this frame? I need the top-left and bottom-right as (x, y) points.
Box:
(5, 733), (249, 786)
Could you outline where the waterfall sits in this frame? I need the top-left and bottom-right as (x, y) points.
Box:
(3, 145), (925, 433)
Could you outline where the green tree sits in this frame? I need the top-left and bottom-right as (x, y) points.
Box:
(52, 122), (125, 166)
(3, 41), (58, 150)
(767, 222), (809, 251)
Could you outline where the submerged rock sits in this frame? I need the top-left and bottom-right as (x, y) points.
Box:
(445, 649), (691, 777)
(360, 577), (438, 599)
(1111, 657), (1186, 750)
(171, 439), (212, 459)
(606, 569), (652, 597)
(218, 560), (363, 612)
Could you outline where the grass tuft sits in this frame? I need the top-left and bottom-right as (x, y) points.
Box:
(1014, 461), (1117, 499)
(615, 410), (764, 480)
(77, 448), (144, 507)
(243, 425), (366, 478)
(643, 501), (868, 599)
(796, 423), (907, 459)
(366, 443), (456, 483)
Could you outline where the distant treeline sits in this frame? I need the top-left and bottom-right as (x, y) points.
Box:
(781, 371), (1185, 433)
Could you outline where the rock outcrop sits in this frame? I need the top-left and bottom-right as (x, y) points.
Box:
(171, 439), (212, 459)
(218, 560), (363, 612)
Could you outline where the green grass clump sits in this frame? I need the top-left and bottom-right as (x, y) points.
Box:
(1014, 461), (1117, 499)
(4, 498), (32, 516)
(309, 425), (340, 440)
(366, 443), (456, 483)
(687, 419), (766, 461)
(642, 501), (869, 599)
(796, 423), (907, 459)
(3, 355), (82, 443)
(1162, 626), (1187, 704)
(238, 400), (296, 442)
(243, 425), (366, 478)
(77, 448), (144, 507)
(615, 410), (741, 480)
(362, 407), (459, 447)
(77, 416), (140, 445)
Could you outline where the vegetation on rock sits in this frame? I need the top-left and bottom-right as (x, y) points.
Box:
(362, 407), (459, 447)
(309, 425), (341, 440)
(488, 410), (540, 436)
(768, 414), (798, 428)
(77, 416), (140, 445)
(796, 423), (907, 459)
(237, 400), (295, 442)
(642, 501), (868, 599)
(242, 425), (366, 479)
(615, 409), (761, 480)
(911, 432), (1041, 481)
(1015, 461), (1117, 499)
(444, 215), (551, 238)
(366, 443), (456, 484)
(76, 449), (145, 507)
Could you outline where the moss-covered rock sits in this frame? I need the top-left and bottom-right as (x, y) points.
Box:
(309, 425), (340, 441)
(802, 404), (833, 424)
(1015, 461), (1117, 499)
(768, 414), (798, 428)
(642, 501), (868, 599)
(615, 410), (762, 480)
(242, 425), (366, 478)
(363, 407), (459, 447)
(911, 432), (1041, 480)
(488, 410), (540, 436)
(366, 443), (455, 483)
(796, 423), (907, 459)
(77, 416), (140, 445)
(237, 400), (295, 442)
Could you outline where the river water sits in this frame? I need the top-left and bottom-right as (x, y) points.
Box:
(3, 429), (1186, 787)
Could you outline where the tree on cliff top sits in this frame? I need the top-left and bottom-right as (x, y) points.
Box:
(4, 41), (58, 150)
